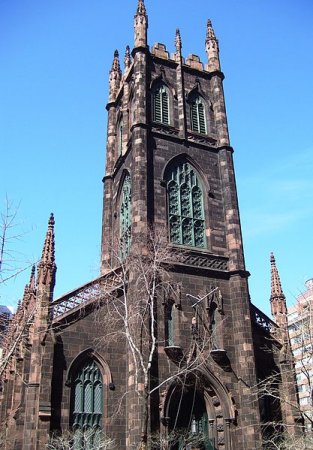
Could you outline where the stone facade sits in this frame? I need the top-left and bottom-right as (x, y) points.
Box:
(0, 1), (300, 449)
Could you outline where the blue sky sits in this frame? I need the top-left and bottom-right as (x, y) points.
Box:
(1, 0), (313, 316)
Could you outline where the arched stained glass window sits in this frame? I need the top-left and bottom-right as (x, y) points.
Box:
(190, 95), (206, 134)
(71, 360), (103, 449)
(152, 84), (169, 125)
(120, 174), (132, 257)
(166, 161), (206, 248)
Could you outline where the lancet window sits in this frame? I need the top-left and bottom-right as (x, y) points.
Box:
(152, 84), (170, 125)
(120, 174), (132, 256)
(118, 118), (123, 155)
(166, 161), (206, 248)
(190, 95), (206, 134)
(71, 360), (103, 449)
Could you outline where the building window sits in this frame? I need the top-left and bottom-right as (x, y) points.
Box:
(152, 84), (169, 125)
(166, 161), (206, 248)
(118, 119), (123, 155)
(120, 174), (132, 257)
(71, 360), (103, 449)
(190, 95), (206, 134)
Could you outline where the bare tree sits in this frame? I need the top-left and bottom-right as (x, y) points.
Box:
(97, 229), (222, 450)
(46, 430), (116, 450)
(0, 195), (33, 285)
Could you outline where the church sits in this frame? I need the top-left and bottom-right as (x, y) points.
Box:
(0, 1), (300, 449)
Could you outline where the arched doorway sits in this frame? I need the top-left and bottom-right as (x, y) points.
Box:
(163, 373), (235, 450)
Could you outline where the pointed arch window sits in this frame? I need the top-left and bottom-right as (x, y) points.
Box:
(190, 95), (206, 134)
(152, 84), (170, 125)
(71, 360), (103, 449)
(118, 118), (123, 155)
(120, 174), (132, 257)
(166, 161), (206, 248)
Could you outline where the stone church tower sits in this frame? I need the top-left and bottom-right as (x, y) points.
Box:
(0, 1), (300, 449)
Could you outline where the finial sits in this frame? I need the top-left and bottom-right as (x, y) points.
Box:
(111, 50), (121, 73)
(124, 45), (131, 70)
(136, 0), (147, 16)
(29, 264), (36, 290)
(270, 252), (287, 328)
(205, 19), (220, 71)
(270, 252), (285, 299)
(37, 213), (56, 288)
(206, 19), (217, 43)
(175, 28), (182, 53)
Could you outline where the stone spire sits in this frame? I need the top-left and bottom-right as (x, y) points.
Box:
(29, 264), (36, 291)
(124, 45), (131, 70)
(109, 50), (122, 102)
(270, 252), (287, 325)
(175, 28), (182, 54)
(205, 19), (220, 72)
(22, 264), (36, 300)
(37, 213), (56, 289)
(136, 0), (146, 15)
(134, 0), (148, 48)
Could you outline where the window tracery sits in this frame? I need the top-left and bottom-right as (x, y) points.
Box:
(120, 174), (132, 257)
(166, 161), (205, 248)
(71, 360), (103, 449)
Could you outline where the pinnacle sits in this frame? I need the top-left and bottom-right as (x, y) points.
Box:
(39, 213), (56, 268)
(111, 50), (121, 73)
(175, 28), (182, 52)
(124, 45), (131, 69)
(270, 252), (285, 300)
(206, 18), (217, 42)
(136, 0), (147, 15)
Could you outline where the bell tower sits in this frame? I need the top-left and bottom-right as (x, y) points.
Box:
(99, 1), (283, 448)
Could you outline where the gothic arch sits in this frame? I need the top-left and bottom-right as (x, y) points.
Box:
(66, 348), (113, 387)
(162, 154), (209, 191)
(162, 370), (236, 450)
(163, 156), (208, 249)
(116, 169), (131, 203)
(150, 68), (176, 98)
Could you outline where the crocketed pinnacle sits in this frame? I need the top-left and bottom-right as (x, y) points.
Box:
(175, 28), (182, 53)
(29, 264), (36, 290)
(136, 0), (147, 16)
(270, 252), (285, 301)
(38, 213), (56, 270)
(206, 19), (217, 43)
(124, 45), (131, 69)
(111, 50), (121, 74)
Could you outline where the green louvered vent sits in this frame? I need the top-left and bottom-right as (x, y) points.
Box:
(166, 161), (206, 248)
(190, 96), (207, 134)
(153, 85), (169, 125)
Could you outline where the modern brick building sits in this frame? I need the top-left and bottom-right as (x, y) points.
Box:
(287, 278), (313, 430)
(0, 1), (300, 449)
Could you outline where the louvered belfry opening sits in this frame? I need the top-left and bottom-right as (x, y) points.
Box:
(153, 84), (169, 125)
(191, 95), (206, 134)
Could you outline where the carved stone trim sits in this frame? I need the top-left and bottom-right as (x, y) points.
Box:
(173, 252), (228, 271)
(187, 131), (217, 146)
